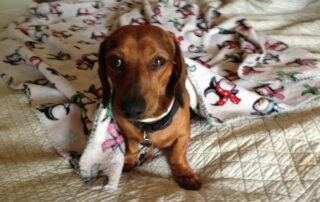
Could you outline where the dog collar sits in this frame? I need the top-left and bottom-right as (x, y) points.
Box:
(132, 99), (179, 166)
(131, 99), (179, 134)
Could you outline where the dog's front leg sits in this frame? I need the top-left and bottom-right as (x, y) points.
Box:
(123, 138), (139, 172)
(170, 134), (201, 190)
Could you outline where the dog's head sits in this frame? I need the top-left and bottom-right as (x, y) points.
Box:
(98, 25), (187, 120)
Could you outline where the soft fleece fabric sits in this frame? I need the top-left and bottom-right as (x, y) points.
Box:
(0, 0), (320, 191)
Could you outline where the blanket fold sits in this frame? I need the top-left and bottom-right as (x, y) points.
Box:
(0, 0), (319, 191)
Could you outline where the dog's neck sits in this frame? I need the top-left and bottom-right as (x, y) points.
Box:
(138, 99), (175, 123)
(131, 99), (179, 134)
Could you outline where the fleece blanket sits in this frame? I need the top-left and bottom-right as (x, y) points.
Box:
(1, 0), (320, 191)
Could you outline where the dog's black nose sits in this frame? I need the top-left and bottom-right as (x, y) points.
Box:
(120, 97), (146, 119)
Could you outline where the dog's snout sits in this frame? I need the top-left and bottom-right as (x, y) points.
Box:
(120, 97), (146, 119)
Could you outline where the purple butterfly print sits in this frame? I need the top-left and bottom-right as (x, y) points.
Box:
(102, 123), (125, 154)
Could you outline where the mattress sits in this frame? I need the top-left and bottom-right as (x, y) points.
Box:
(1, 0), (320, 201)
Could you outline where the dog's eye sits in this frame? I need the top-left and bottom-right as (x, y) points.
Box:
(150, 57), (166, 70)
(108, 55), (124, 70)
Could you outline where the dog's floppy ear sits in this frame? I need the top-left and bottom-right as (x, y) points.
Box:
(98, 38), (111, 108)
(171, 40), (187, 108)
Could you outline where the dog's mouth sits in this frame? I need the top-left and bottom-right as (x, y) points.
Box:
(119, 94), (146, 120)
(119, 97), (176, 124)
(129, 98), (180, 134)
(136, 99), (175, 123)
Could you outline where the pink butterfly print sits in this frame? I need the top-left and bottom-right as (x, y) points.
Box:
(254, 84), (285, 100)
(244, 44), (257, 53)
(264, 86), (285, 100)
(286, 59), (318, 69)
(102, 123), (125, 154)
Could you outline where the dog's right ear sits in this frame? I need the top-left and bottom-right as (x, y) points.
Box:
(98, 38), (111, 108)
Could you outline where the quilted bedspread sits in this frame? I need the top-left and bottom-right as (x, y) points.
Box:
(1, 0), (320, 201)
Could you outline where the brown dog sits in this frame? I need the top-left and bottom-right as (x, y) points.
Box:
(98, 25), (201, 190)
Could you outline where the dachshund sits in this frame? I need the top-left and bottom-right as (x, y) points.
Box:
(98, 25), (201, 190)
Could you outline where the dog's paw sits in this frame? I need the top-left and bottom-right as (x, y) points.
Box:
(68, 151), (81, 172)
(175, 174), (201, 190)
(122, 163), (135, 172)
(84, 175), (109, 190)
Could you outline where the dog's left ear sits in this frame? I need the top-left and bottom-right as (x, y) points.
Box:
(98, 38), (111, 108)
(171, 40), (187, 108)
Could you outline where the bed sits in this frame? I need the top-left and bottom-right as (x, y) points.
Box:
(1, 0), (320, 201)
